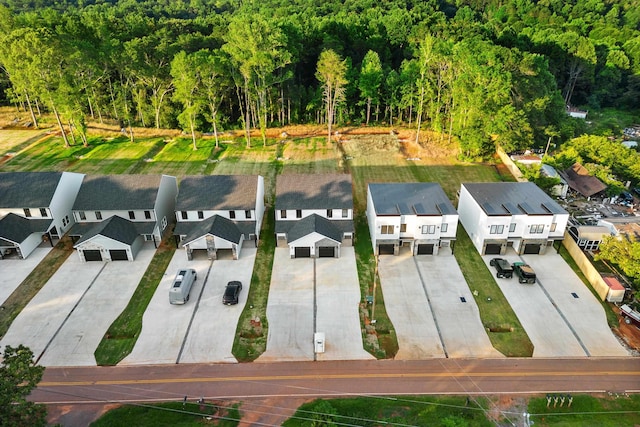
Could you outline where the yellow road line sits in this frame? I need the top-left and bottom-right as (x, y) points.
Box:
(40, 370), (640, 387)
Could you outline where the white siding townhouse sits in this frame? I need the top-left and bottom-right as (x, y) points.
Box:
(366, 182), (458, 256)
(457, 182), (569, 256)
(70, 174), (178, 262)
(275, 174), (354, 258)
(173, 175), (265, 260)
(0, 171), (84, 259)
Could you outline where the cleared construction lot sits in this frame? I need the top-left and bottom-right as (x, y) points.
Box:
(122, 247), (257, 365)
(259, 247), (372, 362)
(378, 251), (501, 359)
(1, 244), (156, 366)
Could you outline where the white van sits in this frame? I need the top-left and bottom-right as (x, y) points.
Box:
(169, 268), (197, 305)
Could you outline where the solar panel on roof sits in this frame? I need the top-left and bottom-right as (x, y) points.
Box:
(518, 202), (535, 214)
(482, 202), (500, 215)
(501, 202), (520, 215)
(541, 202), (565, 214)
(413, 202), (427, 214)
(436, 202), (455, 215)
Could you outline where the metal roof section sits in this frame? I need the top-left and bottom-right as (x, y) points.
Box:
(369, 183), (456, 216)
(0, 171), (62, 208)
(176, 175), (260, 211)
(275, 174), (353, 210)
(462, 182), (568, 216)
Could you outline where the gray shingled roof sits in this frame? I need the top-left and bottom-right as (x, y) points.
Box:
(0, 213), (51, 243)
(74, 215), (139, 246)
(182, 215), (242, 245)
(287, 214), (343, 243)
(176, 175), (259, 211)
(462, 182), (567, 216)
(0, 172), (62, 208)
(275, 174), (353, 210)
(73, 175), (162, 210)
(368, 183), (456, 216)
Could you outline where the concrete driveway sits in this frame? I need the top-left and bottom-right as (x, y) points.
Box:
(259, 247), (371, 362)
(414, 254), (503, 358)
(179, 248), (256, 363)
(1, 245), (155, 366)
(37, 245), (157, 366)
(0, 247), (50, 306)
(378, 254), (445, 359)
(482, 254), (588, 357)
(522, 253), (628, 357)
(259, 249), (314, 361)
(315, 247), (374, 361)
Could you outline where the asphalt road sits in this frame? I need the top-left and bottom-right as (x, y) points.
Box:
(32, 358), (640, 406)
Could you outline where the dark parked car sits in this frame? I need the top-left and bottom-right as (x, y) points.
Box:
(512, 262), (536, 284)
(490, 258), (513, 278)
(223, 281), (242, 305)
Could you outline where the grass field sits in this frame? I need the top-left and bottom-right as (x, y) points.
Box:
(528, 393), (640, 426)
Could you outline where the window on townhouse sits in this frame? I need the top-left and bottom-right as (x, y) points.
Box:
(296, 210), (302, 218)
(198, 211), (204, 219)
(531, 224), (544, 234)
(162, 216), (167, 230)
(441, 223), (448, 233)
(342, 209), (348, 218)
(79, 211), (86, 220)
(128, 211), (135, 220)
(400, 224), (407, 232)
(145, 210), (152, 220)
(24, 208), (31, 217)
(422, 225), (436, 234)
(327, 209), (333, 218)
(229, 211), (236, 219)
(550, 223), (557, 232)
(509, 223), (516, 233)
(381, 225), (394, 234)
(280, 210), (287, 219)
(181, 211), (188, 220)
(40, 208), (47, 217)
(490, 225), (504, 234)
(245, 210), (251, 219)
(96, 211), (103, 220)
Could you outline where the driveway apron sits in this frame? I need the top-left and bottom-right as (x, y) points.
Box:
(378, 253), (446, 359)
(315, 247), (374, 361)
(414, 254), (503, 358)
(38, 245), (156, 366)
(120, 251), (212, 365)
(483, 255), (586, 357)
(523, 253), (628, 357)
(179, 248), (257, 363)
(258, 248), (314, 362)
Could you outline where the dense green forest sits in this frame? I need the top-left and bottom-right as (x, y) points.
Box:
(0, 0), (638, 158)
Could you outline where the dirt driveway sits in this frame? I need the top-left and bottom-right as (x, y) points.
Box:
(258, 247), (371, 362)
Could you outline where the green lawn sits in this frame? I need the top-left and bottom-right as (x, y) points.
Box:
(282, 396), (493, 426)
(528, 394), (640, 426)
(90, 401), (240, 427)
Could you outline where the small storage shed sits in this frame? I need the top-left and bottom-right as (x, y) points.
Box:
(602, 276), (626, 303)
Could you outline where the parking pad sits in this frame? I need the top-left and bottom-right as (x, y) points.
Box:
(0, 252), (104, 360)
(522, 253), (628, 357)
(315, 247), (374, 361)
(179, 248), (256, 364)
(37, 245), (157, 366)
(0, 247), (51, 306)
(378, 254), (445, 359)
(120, 252), (213, 365)
(259, 249), (315, 362)
(482, 254), (587, 357)
(414, 254), (503, 358)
